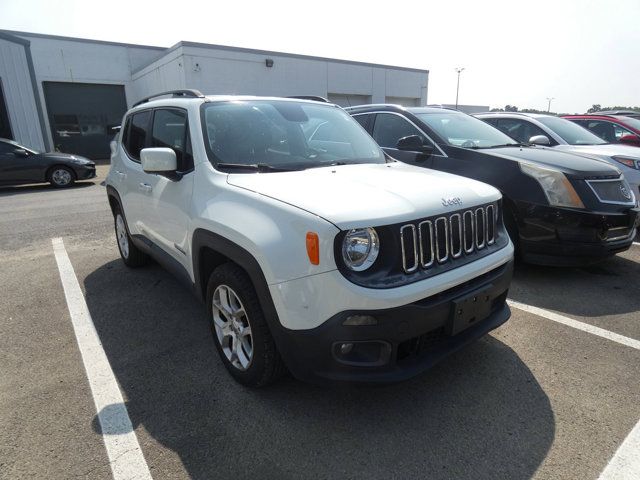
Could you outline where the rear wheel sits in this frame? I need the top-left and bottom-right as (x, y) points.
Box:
(48, 166), (75, 188)
(206, 263), (285, 387)
(114, 207), (148, 267)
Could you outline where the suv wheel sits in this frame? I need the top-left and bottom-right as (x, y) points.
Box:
(114, 207), (148, 267)
(48, 166), (75, 188)
(206, 263), (285, 387)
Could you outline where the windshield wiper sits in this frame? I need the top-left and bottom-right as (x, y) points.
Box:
(215, 162), (301, 172)
(478, 143), (529, 149)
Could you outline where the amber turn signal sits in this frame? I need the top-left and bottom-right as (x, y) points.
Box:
(306, 232), (320, 265)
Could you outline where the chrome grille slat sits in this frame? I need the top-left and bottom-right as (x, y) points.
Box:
(400, 224), (418, 273)
(418, 220), (435, 268)
(475, 208), (486, 249)
(435, 217), (449, 263)
(463, 210), (474, 254)
(400, 203), (498, 273)
(449, 214), (463, 259)
(486, 204), (496, 245)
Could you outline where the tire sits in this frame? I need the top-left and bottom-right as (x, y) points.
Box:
(48, 166), (76, 188)
(206, 263), (286, 387)
(113, 207), (148, 267)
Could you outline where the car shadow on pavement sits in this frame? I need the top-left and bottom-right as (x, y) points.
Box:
(0, 181), (95, 197)
(510, 253), (640, 317)
(84, 260), (554, 480)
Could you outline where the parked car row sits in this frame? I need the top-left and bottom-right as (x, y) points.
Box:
(346, 105), (639, 266)
(103, 91), (638, 387)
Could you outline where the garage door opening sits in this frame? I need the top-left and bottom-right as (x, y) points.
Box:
(43, 82), (127, 159)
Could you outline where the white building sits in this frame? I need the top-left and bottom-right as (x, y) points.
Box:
(0, 30), (429, 158)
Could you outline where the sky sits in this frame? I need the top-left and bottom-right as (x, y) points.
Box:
(1, 0), (638, 113)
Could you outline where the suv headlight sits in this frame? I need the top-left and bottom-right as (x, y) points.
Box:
(520, 163), (585, 209)
(612, 156), (640, 170)
(342, 228), (380, 271)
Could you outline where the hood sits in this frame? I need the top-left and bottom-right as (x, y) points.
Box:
(227, 162), (500, 229)
(554, 143), (640, 161)
(40, 152), (94, 164)
(476, 145), (620, 178)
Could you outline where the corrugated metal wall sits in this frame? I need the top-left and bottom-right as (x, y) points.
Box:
(0, 37), (45, 151)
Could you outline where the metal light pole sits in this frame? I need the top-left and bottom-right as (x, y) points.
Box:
(546, 97), (555, 112)
(455, 67), (465, 110)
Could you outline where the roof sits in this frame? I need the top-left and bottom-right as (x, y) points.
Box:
(0, 29), (164, 51)
(0, 30), (30, 46)
(1, 29), (429, 76)
(345, 104), (447, 114)
(474, 112), (552, 119)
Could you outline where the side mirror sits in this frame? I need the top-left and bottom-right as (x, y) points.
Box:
(13, 148), (30, 157)
(529, 135), (551, 146)
(619, 134), (640, 146)
(140, 148), (178, 179)
(396, 135), (433, 155)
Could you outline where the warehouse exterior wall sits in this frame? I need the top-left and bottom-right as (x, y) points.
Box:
(11, 31), (163, 147)
(0, 34), (46, 151)
(131, 42), (429, 108)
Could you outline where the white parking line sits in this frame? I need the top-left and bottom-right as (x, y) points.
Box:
(633, 242), (640, 246)
(52, 238), (152, 480)
(508, 300), (640, 480)
(507, 300), (640, 350)
(598, 420), (640, 480)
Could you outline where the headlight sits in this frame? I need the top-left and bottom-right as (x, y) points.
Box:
(520, 163), (585, 209)
(342, 228), (380, 271)
(612, 156), (640, 170)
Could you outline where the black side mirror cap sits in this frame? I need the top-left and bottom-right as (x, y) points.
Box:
(396, 135), (434, 156)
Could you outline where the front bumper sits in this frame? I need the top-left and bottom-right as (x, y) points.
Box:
(274, 260), (513, 384)
(514, 201), (639, 265)
(75, 165), (97, 180)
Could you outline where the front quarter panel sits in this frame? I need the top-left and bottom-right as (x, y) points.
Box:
(191, 161), (340, 286)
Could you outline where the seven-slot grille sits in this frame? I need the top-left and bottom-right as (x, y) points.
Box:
(400, 204), (497, 273)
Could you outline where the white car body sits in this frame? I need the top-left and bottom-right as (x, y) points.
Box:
(107, 94), (514, 384)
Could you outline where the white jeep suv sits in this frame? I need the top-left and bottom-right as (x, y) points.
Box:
(106, 90), (514, 386)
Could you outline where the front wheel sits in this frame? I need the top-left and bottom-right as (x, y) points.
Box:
(206, 263), (285, 387)
(48, 166), (75, 188)
(114, 208), (148, 267)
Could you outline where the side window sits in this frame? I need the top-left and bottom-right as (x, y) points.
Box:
(585, 121), (618, 143)
(496, 118), (550, 144)
(352, 114), (373, 132)
(612, 123), (634, 140)
(151, 109), (193, 170)
(123, 110), (151, 161)
(372, 113), (426, 148)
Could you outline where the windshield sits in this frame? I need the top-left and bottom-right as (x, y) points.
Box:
(415, 111), (517, 148)
(201, 100), (384, 171)
(538, 116), (607, 145)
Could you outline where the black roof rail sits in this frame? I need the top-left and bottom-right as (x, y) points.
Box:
(133, 89), (205, 107)
(286, 95), (330, 103)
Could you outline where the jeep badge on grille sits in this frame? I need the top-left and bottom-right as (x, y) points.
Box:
(442, 197), (463, 207)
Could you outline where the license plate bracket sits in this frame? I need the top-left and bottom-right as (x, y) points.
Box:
(448, 285), (494, 336)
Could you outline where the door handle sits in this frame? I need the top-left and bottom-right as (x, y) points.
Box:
(138, 182), (152, 193)
(115, 170), (126, 180)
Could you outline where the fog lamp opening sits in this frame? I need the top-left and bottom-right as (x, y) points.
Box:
(332, 340), (391, 367)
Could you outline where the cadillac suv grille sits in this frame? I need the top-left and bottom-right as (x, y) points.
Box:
(400, 204), (497, 273)
(586, 177), (636, 205)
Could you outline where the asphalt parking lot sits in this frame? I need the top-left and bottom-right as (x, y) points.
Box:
(1, 167), (639, 480)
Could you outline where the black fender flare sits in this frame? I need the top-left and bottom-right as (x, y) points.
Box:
(191, 229), (293, 352)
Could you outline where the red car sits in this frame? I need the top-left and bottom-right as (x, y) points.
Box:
(563, 114), (640, 147)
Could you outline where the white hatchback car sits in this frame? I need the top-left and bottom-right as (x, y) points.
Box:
(106, 90), (514, 386)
